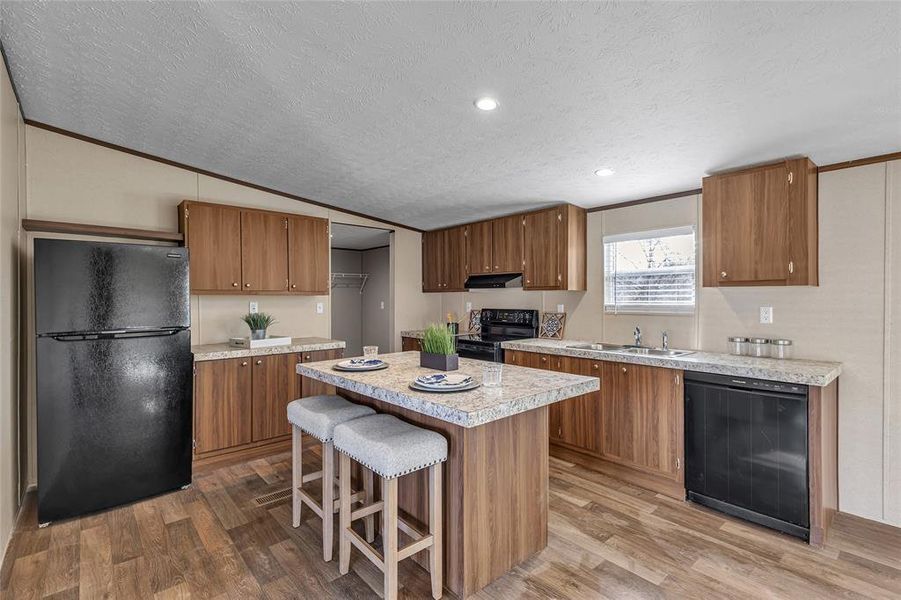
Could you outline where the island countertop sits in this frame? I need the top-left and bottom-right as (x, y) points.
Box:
(296, 351), (599, 428)
(501, 338), (841, 386)
(192, 337), (345, 362)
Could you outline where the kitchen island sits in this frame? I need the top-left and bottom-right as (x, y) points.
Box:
(297, 351), (599, 597)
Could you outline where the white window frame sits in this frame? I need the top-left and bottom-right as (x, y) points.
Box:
(603, 225), (697, 315)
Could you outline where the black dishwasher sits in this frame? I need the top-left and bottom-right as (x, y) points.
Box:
(684, 371), (809, 540)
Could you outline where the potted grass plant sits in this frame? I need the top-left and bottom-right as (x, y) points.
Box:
(242, 312), (276, 340)
(420, 323), (459, 371)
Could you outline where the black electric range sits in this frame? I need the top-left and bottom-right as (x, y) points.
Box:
(455, 309), (539, 362)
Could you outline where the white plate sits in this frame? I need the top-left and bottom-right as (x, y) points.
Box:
(414, 374), (472, 389)
(333, 359), (388, 372)
(409, 380), (481, 394)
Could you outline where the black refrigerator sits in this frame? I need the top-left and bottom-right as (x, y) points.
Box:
(34, 238), (193, 524)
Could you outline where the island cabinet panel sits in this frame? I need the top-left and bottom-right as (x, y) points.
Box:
(194, 358), (252, 454)
(179, 202), (242, 292)
(401, 336), (422, 352)
(467, 220), (493, 275)
(250, 354), (294, 442)
(180, 200), (330, 295)
(241, 211), (289, 292)
(337, 391), (549, 598)
(288, 215), (329, 293)
(491, 214), (524, 273)
(702, 157), (818, 287)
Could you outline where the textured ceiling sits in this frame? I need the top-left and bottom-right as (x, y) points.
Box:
(330, 223), (391, 250)
(1, 2), (899, 229)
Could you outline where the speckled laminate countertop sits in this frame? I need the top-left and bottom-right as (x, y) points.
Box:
(501, 339), (841, 387)
(296, 351), (599, 428)
(192, 337), (345, 362)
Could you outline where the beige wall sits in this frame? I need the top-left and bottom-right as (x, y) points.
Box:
(330, 249), (363, 355)
(21, 125), (438, 487)
(437, 164), (901, 526)
(361, 246), (391, 352)
(0, 59), (25, 561)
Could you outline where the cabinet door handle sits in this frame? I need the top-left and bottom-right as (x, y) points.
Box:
(675, 374), (681, 385)
(720, 271), (728, 279)
(241, 361), (248, 367)
(256, 360), (263, 365)
(676, 457), (682, 470)
(621, 366), (627, 373)
(788, 261), (794, 274)
(291, 284), (297, 289)
(592, 363), (599, 370)
(245, 283), (251, 287)
(232, 282), (239, 287)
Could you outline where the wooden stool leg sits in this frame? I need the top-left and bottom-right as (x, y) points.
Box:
(383, 477), (399, 600)
(429, 463), (443, 599)
(322, 440), (335, 562)
(363, 467), (375, 543)
(338, 452), (352, 575)
(292, 426), (303, 528)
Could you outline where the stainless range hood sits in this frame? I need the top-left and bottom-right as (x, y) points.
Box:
(464, 273), (523, 289)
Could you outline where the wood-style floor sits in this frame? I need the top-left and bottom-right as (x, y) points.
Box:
(2, 447), (900, 600)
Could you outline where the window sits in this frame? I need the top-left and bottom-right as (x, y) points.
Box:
(604, 226), (696, 314)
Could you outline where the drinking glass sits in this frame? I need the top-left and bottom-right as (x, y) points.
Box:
(483, 363), (503, 387)
(363, 346), (378, 359)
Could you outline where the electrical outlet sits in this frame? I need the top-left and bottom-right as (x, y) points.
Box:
(759, 306), (773, 324)
(557, 304), (565, 313)
(465, 301), (472, 312)
(316, 302), (324, 315)
(380, 301), (385, 310)
(249, 301), (259, 314)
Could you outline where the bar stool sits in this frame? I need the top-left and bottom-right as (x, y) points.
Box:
(287, 395), (376, 561)
(334, 414), (448, 600)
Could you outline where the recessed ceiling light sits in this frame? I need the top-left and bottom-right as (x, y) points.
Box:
(474, 97), (499, 111)
(594, 168), (615, 177)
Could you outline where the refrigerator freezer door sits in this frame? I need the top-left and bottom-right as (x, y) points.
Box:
(34, 239), (190, 335)
(37, 330), (192, 523)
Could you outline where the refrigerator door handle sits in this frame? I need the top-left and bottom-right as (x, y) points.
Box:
(50, 329), (185, 342)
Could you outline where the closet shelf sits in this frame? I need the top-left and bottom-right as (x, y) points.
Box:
(331, 272), (369, 294)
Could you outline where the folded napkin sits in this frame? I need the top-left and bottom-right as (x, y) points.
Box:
(416, 373), (472, 386)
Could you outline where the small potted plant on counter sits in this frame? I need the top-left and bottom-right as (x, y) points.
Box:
(420, 323), (459, 371)
(242, 312), (276, 340)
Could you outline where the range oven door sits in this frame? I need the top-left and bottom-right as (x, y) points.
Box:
(456, 341), (500, 362)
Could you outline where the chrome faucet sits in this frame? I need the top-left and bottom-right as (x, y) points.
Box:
(633, 326), (642, 347)
(662, 330), (669, 351)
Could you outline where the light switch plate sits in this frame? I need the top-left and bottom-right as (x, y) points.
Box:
(759, 306), (773, 324)
(249, 301), (259, 314)
(557, 304), (565, 313)
(380, 301), (385, 310)
(465, 302), (472, 312)
(316, 302), (324, 314)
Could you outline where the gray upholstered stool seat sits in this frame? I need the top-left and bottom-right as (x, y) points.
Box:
(334, 414), (448, 479)
(287, 394), (375, 441)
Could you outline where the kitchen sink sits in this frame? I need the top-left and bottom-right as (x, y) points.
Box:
(617, 347), (695, 357)
(566, 343), (626, 352)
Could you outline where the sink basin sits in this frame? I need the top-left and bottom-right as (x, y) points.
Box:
(566, 343), (626, 352)
(617, 347), (695, 357)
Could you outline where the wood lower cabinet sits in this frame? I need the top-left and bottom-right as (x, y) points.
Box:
(194, 358), (252, 454)
(401, 336), (423, 351)
(251, 354), (294, 442)
(505, 350), (684, 496)
(299, 348), (345, 397)
(194, 347), (343, 461)
(179, 202), (242, 292)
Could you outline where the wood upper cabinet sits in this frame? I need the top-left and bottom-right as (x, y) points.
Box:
(179, 200), (329, 295)
(241, 211), (289, 292)
(422, 230), (445, 292)
(179, 202), (242, 292)
(194, 358), (252, 453)
(703, 157), (818, 287)
(251, 354), (294, 442)
(288, 215), (329, 294)
(601, 362), (683, 482)
(492, 214), (524, 273)
(467, 221), (493, 275)
(444, 225), (468, 291)
(523, 205), (586, 291)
